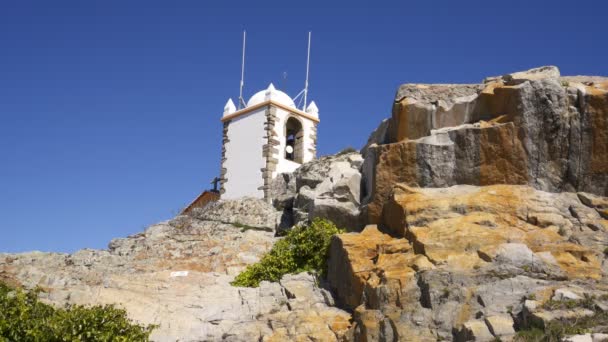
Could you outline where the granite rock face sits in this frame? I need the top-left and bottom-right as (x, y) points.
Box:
(0, 200), (351, 342)
(336, 67), (608, 340)
(270, 151), (365, 231)
(190, 197), (281, 230)
(328, 184), (608, 341)
(364, 66), (608, 222)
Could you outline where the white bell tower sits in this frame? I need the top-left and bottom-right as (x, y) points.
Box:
(220, 84), (319, 200)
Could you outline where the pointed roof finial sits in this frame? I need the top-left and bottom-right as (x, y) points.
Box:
(306, 100), (319, 116)
(224, 98), (236, 116)
(265, 83), (278, 101)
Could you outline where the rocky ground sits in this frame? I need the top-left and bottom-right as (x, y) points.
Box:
(1, 66), (607, 341)
(0, 199), (351, 341)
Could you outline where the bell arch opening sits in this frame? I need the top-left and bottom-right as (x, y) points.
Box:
(284, 116), (304, 164)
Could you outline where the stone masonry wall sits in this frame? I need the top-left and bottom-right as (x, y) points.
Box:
(260, 107), (280, 201)
(219, 120), (230, 195)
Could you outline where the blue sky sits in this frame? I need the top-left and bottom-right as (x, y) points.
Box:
(1, 0), (606, 253)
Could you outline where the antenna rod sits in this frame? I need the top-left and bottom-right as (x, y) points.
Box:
(239, 30), (246, 109)
(303, 31), (311, 111)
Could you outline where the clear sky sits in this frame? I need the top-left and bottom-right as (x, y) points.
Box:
(1, 0), (606, 253)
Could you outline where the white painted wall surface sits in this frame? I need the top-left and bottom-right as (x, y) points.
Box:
(223, 108), (266, 199)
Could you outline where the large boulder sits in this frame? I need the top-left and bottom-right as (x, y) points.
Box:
(337, 66), (608, 340)
(269, 151), (365, 231)
(364, 66), (608, 222)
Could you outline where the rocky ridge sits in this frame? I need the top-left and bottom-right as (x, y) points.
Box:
(328, 184), (608, 341)
(329, 66), (608, 341)
(362, 66), (608, 222)
(0, 198), (351, 341)
(1, 66), (607, 341)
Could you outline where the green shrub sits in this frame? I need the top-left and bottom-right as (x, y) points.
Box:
(515, 296), (608, 341)
(231, 218), (344, 287)
(0, 282), (155, 341)
(514, 317), (603, 341)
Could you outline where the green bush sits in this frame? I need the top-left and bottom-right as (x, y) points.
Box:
(515, 296), (608, 341)
(231, 218), (344, 287)
(0, 282), (155, 341)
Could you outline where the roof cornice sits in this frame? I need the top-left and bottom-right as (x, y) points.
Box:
(221, 100), (320, 123)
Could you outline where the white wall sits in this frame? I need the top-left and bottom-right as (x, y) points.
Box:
(223, 108), (266, 199)
(223, 104), (318, 199)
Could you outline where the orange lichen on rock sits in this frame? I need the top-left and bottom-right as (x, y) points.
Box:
(327, 225), (440, 312)
(478, 122), (528, 185)
(586, 83), (608, 175)
(380, 184), (602, 279)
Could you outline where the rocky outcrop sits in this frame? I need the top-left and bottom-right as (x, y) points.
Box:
(364, 66), (608, 222)
(190, 197), (281, 230)
(328, 184), (608, 341)
(2, 66), (607, 342)
(0, 200), (351, 341)
(335, 66), (608, 341)
(270, 151), (365, 231)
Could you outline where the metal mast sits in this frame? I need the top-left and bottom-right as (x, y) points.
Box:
(303, 31), (311, 111)
(238, 30), (246, 109)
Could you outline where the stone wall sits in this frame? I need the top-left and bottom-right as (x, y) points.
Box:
(219, 120), (230, 195)
(260, 107), (280, 201)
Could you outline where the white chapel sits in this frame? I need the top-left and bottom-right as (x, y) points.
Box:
(219, 84), (319, 201)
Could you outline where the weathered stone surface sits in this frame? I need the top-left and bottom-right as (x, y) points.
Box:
(564, 334), (594, 342)
(328, 184), (608, 340)
(0, 208), (350, 341)
(579, 192), (608, 219)
(457, 320), (495, 342)
(364, 121), (530, 221)
(366, 66), (608, 223)
(269, 151), (365, 230)
(502, 65), (561, 84)
(484, 315), (515, 338)
(361, 118), (389, 158)
(268, 173), (296, 210)
(384, 184), (600, 278)
(191, 197), (281, 230)
(524, 302), (595, 330)
(592, 333), (608, 342)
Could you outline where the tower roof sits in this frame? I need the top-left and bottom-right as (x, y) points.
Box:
(247, 83), (295, 108)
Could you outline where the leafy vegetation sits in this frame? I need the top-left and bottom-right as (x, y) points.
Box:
(515, 295), (608, 341)
(231, 221), (274, 233)
(541, 295), (595, 311)
(0, 282), (155, 341)
(515, 315), (608, 342)
(231, 218), (344, 287)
